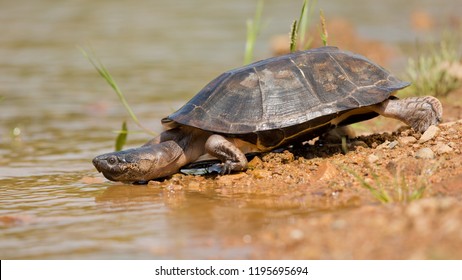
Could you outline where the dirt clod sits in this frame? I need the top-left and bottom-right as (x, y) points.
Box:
(415, 147), (435, 159)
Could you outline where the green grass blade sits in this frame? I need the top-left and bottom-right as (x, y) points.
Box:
(244, 0), (264, 64)
(79, 47), (156, 136)
(342, 166), (391, 203)
(341, 135), (348, 154)
(290, 0), (317, 52)
(296, 0), (307, 49)
(298, 0), (316, 50)
(115, 121), (128, 151)
(410, 185), (426, 201)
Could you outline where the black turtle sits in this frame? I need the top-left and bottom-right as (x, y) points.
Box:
(93, 46), (442, 183)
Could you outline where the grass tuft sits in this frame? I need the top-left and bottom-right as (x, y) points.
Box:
(290, 0), (316, 52)
(405, 35), (462, 97)
(343, 166), (429, 204)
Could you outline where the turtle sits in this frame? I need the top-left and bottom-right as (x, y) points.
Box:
(92, 46), (442, 183)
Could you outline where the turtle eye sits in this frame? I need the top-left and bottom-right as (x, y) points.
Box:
(107, 155), (118, 165)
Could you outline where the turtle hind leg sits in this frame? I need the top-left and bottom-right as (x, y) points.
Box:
(373, 96), (443, 133)
(205, 134), (248, 174)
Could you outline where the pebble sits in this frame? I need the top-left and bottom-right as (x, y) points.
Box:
(399, 136), (417, 145)
(367, 154), (379, 164)
(312, 162), (338, 181)
(377, 140), (398, 149)
(419, 125), (440, 143)
(389, 140), (399, 149)
(435, 143), (453, 155)
(248, 156), (263, 169)
(415, 147), (435, 159)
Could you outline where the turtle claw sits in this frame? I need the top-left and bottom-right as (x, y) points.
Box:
(221, 161), (235, 175)
(207, 163), (225, 174)
(211, 163), (231, 175)
(208, 161), (243, 175)
(182, 162), (239, 175)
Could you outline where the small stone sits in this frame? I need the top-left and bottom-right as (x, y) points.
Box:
(377, 140), (398, 149)
(376, 140), (390, 149)
(399, 136), (417, 145)
(312, 162), (338, 181)
(435, 143), (453, 155)
(419, 125), (440, 143)
(247, 156), (263, 169)
(388, 140), (399, 149)
(415, 147), (435, 159)
(367, 154), (379, 164)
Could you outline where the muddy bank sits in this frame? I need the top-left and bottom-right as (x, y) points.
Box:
(141, 112), (462, 259)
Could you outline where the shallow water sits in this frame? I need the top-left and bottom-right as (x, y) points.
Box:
(0, 0), (459, 259)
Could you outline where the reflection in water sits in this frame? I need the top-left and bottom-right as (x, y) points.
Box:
(0, 0), (459, 259)
(93, 184), (300, 259)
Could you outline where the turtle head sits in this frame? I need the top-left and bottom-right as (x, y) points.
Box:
(92, 141), (184, 183)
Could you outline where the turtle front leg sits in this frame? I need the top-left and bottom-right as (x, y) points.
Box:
(373, 96), (443, 133)
(205, 134), (248, 174)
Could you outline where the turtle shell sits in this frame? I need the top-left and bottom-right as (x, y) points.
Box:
(164, 46), (409, 148)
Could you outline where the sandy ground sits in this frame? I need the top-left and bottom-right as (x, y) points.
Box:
(147, 88), (462, 259)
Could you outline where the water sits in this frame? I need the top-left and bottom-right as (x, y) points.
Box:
(0, 0), (459, 259)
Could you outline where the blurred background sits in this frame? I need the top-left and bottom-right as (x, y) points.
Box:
(0, 0), (460, 259)
(0, 0), (460, 144)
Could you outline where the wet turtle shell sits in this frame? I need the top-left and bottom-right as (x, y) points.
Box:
(163, 46), (409, 149)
